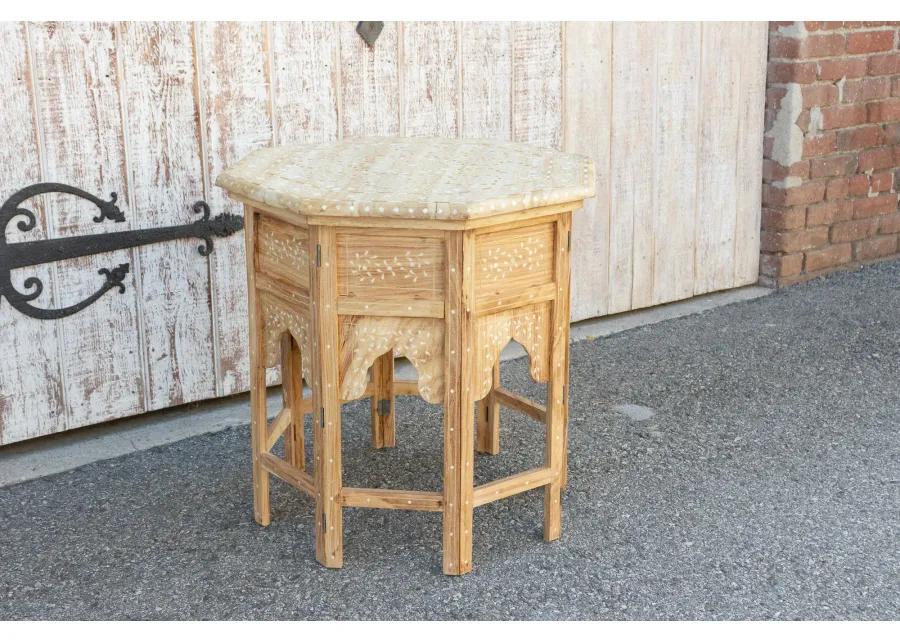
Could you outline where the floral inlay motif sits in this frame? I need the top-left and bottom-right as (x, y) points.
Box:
(350, 249), (431, 285)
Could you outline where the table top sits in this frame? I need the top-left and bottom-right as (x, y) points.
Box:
(216, 137), (595, 221)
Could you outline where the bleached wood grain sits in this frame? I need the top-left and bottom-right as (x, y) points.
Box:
(460, 21), (511, 140)
(607, 23), (653, 314)
(339, 21), (400, 137)
(734, 22), (768, 286)
(695, 22), (743, 295)
(401, 22), (459, 137)
(270, 22), (340, 144)
(119, 21), (216, 411)
(564, 21), (612, 320)
(0, 22), (66, 444)
(651, 23), (701, 306)
(197, 21), (273, 396)
(30, 21), (145, 428)
(512, 22), (562, 149)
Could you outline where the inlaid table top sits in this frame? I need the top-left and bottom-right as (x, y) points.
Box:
(216, 137), (595, 221)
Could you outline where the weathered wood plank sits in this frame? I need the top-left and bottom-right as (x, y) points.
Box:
(118, 21), (216, 411)
(460, 22), (511, 140)
(564, 21), (612, 320)
(512, 22), (562, 149)
(734, 22), (767, 286)
(608, 22), (654, 314)
(401, 21), (459, 137)
(197, 21), (273, 395)
(30, 21), (145, 428)
(0, 22), (66, 445)
(270, 22), (340, 144)
(652, 22), (702, 306)
(695, 22), (743, 295)
(339, 20), (400, 137)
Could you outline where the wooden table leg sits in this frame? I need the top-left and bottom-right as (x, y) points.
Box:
(476, 362), (501, 455)
(245, 207), (271, 527)
(544, 213), (571, 541)
(442, 230), (475, 575)
(281, 334), (306, 469)
(311, 226), (343, 568)
(370, 350), (395, 448)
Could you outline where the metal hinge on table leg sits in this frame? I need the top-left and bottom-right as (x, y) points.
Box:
(315, 244), (321, 267)
(567, 229), (571, 252)
(377, 399), (391, 417)
(320, 407), (325, 427)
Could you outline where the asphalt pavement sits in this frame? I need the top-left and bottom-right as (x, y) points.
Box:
(0, 260), (897, 619)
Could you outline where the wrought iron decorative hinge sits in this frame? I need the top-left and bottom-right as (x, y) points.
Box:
(0, 182), (243, 320)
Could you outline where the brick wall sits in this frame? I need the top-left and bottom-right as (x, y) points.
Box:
(762, 21), (900, 285)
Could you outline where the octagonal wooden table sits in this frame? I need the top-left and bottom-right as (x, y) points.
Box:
(217, 137), (595, 575)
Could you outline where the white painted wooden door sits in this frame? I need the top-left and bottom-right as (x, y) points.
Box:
(0, 22), (767, 443)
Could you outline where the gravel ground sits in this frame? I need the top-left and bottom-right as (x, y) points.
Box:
(1, 260), (898, 620)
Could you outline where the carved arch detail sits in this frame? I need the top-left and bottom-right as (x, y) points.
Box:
(339, 316), (445, 404)
(473, 302), (551, 400)
(261, 297), (311, 383)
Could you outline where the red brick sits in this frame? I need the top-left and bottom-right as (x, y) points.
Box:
(869, 53), (900, 76)
(796, 110), (812, 133)
(858, 146), (896, 171)
(817, 57), (868, 80)
(867, 98), (900, 122)
(761, 227), (830, 253)
(760, 252), (804, 278)
(826, 177), (849, 200)
(804, 243), (853, 271)
(810, 154), (858, 178)
(762, 206), (807, 231)
(820, 104), (868, 129)
(880, 213), (900, 234)
(846, 30), (895, 54)
(836, 124), (885, 150)
(832, 218), (880, 242)
(853, 193), (900, 218)
(841, 77), (892, 103)
(807, 199), (854, 225)
(849, 174), (871, 196)
(893, 76), (900, 97)
(805, 33), (847, 58)
(804, 21), (845, 32)
(768, 61), (817, 84)
(870, 172), (894, 193)
(862, 22), (900, 27)
(768, 36), (801, 59)
(855, 235), (899, 260)
(802, 83), (840, 108)
(803, 132), (837, 158)
(762, 159), (809, 182)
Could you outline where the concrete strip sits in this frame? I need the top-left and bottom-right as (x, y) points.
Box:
(0, 284), (770, 487)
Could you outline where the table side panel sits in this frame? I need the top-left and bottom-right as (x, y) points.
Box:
(335, 231), (445, 317)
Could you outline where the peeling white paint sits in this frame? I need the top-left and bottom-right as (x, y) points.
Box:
(835, 77), (846, 102)
(766, 82), (804, 185)
(774, 22), (807, 39)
